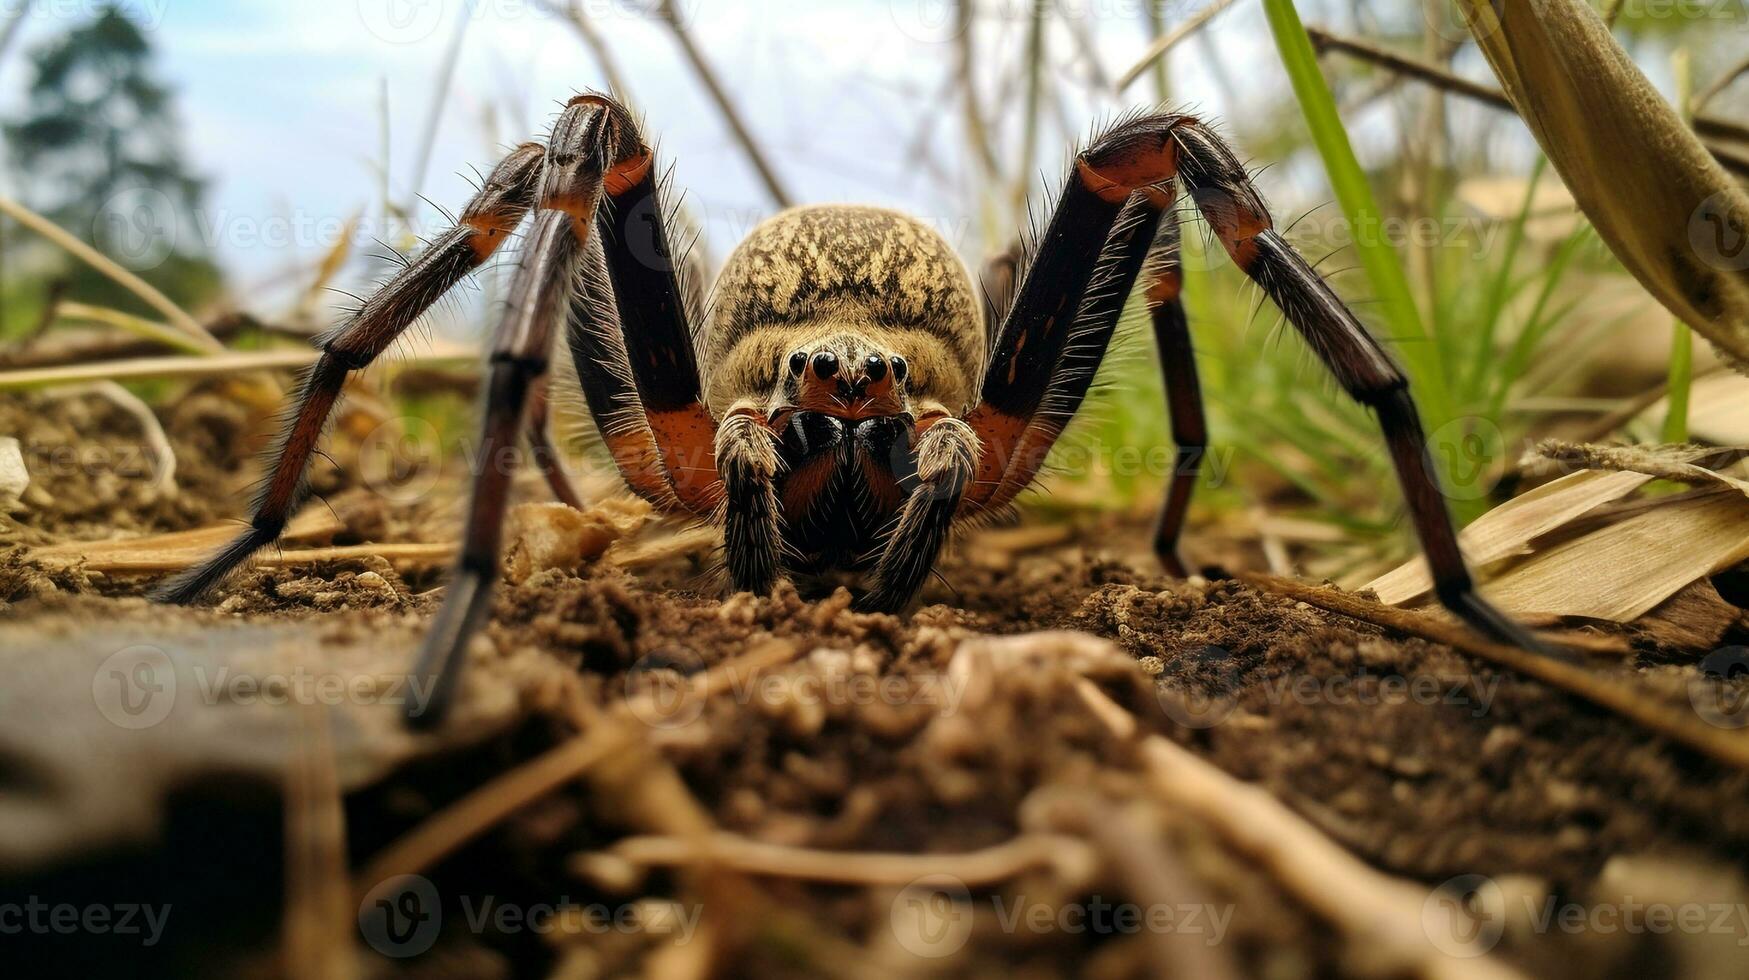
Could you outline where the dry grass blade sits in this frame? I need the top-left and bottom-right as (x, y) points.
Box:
(1457, 0), (1749, 365)
(31, 506), (345, 564)
(355, 640), (801, 901)
(0, 342), (476, 390)
(1115, 0), (1242, 93)
(1645, 373), (1749, 444)
(1371, 442), (1749, 617)
(0, 194), (221, 353)
(1530, 440), (1749, 497)
(653, 0), (792, 208)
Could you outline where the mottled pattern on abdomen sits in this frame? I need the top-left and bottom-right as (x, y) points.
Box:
(705, 205), (984, 377)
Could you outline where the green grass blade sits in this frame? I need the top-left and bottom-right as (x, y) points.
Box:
(1259, 0), (1449, 430)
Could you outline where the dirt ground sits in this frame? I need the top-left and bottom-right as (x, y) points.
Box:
(3, 390), (1749, 980)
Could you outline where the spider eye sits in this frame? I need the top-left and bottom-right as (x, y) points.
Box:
(890, 355), (908, 383)
(787, 350), (808, 376)
(811, 350), (839, 379)
(864, 354), (888, 382)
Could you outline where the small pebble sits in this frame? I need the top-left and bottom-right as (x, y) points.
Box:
(0, 436), (28, 507)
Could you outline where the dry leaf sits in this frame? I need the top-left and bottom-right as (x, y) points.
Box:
(1365, 468), (1652, 604)
(506, 497), (652, 583)
(1459, 0), (1749, 366)
(1479, 491), (1749, 622)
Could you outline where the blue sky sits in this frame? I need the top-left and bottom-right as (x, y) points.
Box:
(0, 0), (1483, 337)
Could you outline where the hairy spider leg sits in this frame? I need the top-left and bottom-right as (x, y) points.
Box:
(153, 141), (546, 605)
(958, 111), (1551, 655)
(407, 94), (684, 725)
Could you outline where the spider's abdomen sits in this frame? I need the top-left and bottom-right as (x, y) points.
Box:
(703, 205), (983, 418)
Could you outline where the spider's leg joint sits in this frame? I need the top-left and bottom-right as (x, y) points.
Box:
(542, 94), (652, 219)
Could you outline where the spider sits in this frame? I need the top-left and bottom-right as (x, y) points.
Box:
(153, 93), (1545, 725)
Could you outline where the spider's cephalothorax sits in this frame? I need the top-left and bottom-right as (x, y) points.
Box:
(698, 206), (982, 594)
(154, 93), (1550, 725)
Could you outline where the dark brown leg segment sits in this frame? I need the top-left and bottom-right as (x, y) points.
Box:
(1162, 115), (1546, 651)
(525, 375), (585, 512)
(1142, 210), (1205, 578)
(153, 142), (545, 604)
(408, 95), (659, 726)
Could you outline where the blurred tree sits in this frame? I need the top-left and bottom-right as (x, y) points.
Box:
(2, 3), (220, 319)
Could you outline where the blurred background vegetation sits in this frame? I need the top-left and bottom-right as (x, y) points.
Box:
(0, 0), (1745, 581)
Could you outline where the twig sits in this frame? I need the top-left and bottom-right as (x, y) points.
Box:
(354, 725), (634, 906)
(653, 0), (793, 208)
(1137, 736), (1527, 980)
(586, 831), (1089, 887)
(354, 640), (802, 901)
(1054, 0), (1111, 91)
(1301, 25), (1749, 179)
(1238, 572), (1749, 770)
(1116, 0), (1243, 94)
(42, 382), (178, 496)
(536, 0), (634, 99)
(1693, 51), (1749, 113)
(0, 194), (222, 352)
(281, 707), (354, 980)
(1044, 791), (1242, 980)
(954, 0), (1001, 182)
(404, 6), (473, 218)
(1069, 679), (1527, 979)
(0, 312), (293, 370)
(54, 300), (214, 356)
